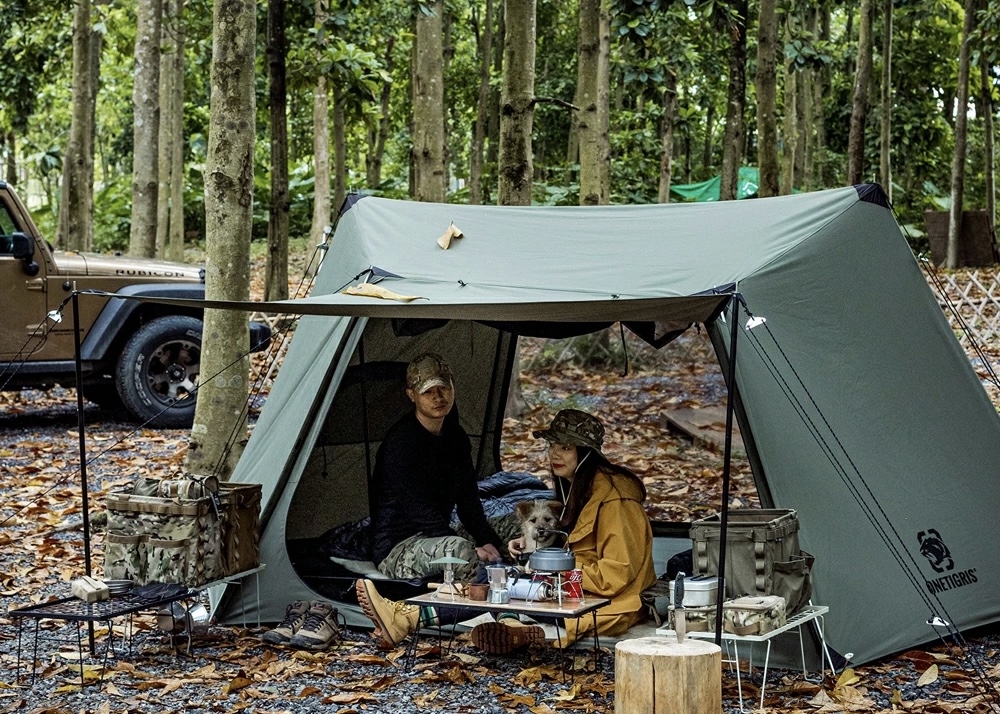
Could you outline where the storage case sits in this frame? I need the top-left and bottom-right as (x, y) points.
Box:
(690, 509), (813, 613)
(669, 575), (719, 607)
(723, 595), (787, 636)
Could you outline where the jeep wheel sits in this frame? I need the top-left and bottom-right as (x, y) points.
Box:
(116, 315), (202, 427)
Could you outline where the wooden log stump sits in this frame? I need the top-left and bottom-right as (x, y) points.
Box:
(615, 637), (722, 714)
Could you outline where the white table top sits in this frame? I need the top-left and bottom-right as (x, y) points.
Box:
(656, 604), (829, 643)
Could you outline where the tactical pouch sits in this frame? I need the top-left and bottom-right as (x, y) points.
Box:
(104, 532), (148, 581)
(218, 483), (262, 576)
(722, 595), (787, 636)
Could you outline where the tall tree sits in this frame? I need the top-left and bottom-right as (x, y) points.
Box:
(469, 0), (493, 204)
(166, 0), (185, 262)
(266, 0), (289, 301)
(56, 0), (94, 252)
(719, 0), (748, 201)
(498, 0), (535, 206)
(366, 37), (394, 190)
(412, 0), (446, 202)
(3, 132), (13, 184)
(129, 0), (162, 258)
(577, 0), (610, 205)
(982, 62), (995, 234)
(310, 0), (331, 248)
(847, 0), (874, 185)
(186, 0), (256, 479)
(155, 0), (181, 259)
(946, 0), (976, 268)
(879, 0), (892, 200)
(485, 5), (505, 203)
(332, 82), (346, 209)
(781, 11), (798, 197)
(756, 0), (780, 197)
(658, 71), (677, 204)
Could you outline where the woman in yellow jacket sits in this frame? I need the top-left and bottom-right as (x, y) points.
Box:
(355, 408), (656, 653)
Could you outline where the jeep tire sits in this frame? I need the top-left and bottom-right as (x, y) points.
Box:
(116, 315), (202, 427)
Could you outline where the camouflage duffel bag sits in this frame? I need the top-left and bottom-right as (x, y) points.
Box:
(104, 491), (225, 587)
(722, 595), (787, 636)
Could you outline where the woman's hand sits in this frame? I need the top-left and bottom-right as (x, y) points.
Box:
(476, 543), (502, 562)
(508, 537), (526, 557)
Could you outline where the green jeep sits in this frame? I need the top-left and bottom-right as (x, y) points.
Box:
(0, 181), (269, 427)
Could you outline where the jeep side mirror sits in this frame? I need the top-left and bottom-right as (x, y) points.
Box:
(10, 232), (39, 276)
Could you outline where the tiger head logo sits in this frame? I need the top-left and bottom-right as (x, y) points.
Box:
(918, 529), (954, 574)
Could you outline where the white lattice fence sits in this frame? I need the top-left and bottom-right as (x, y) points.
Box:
(926, 268), (1000, 349)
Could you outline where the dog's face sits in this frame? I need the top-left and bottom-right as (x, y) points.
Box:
(516, 500), (562, 551)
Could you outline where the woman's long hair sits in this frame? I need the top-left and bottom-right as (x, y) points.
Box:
(556, 447), (647, 530)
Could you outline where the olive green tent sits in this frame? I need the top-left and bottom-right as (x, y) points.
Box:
(669, 166), (760, 201)
(206, 185), (998, 666)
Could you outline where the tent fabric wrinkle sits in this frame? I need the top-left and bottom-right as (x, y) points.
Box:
(197, 185), (998, 668)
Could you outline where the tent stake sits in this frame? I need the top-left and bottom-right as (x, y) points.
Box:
(714, 295), (741, 646)
(72, 291), (96, 656)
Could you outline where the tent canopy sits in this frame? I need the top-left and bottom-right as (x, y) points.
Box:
(204, 185), (999, 666)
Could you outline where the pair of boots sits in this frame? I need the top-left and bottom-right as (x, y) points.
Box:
(355, 579), (545, 655)
(262, 600), (341, 651)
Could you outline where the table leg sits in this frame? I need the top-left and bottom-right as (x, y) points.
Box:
(760, 639), (773, 711)
(731, 639), (745, 713)
(14, 619), (22, 685)
(591, 610), (600, 673)
(75, 622), (86, 688)
(31, 619), (40, 685)
(255, 571), (262, 629)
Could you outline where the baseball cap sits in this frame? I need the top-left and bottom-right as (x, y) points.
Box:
(406, 353), (454, 394)
(532, 409), (605, 452)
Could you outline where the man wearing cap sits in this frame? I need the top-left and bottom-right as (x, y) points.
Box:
(368, 353), (503, 581)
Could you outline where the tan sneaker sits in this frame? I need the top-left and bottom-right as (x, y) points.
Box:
(355, 579), (420, 647)
(288, 601), (341, 651)
(261, 600), (310, 645)
(471, 619), (545, 654)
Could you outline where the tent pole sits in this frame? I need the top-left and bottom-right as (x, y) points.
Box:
(72, 291), (96, 655)
(714, 295), (741, 646)
(358, 332), (372, 482)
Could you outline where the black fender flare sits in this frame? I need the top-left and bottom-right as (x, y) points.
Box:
(81, 284), (205, 361)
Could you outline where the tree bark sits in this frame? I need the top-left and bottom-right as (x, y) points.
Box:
(129, 0), (161, 258)
(485, 5), (505, 203)
(577, 0), (610, 205)
(366, 37), (394, 190)
(814, 3), (829, 186)
(155, 0), (178, 259)
(719, 0), (747, 201)
(879, 0), (892, 200)
(56, 0), (94, 252)
(469, 0), (493, 205)
(310, 0), (331, 247)
(186, 0), (256, 479)
(4, 131), (14, 184)
(412, 0), (446, 202)
(167, 0), (185, 262)
(781, 13), (797, 196)
(333, 81), (346, 210)
(755, 0), (779, 197)
(983, 61), (996, 235)
(266, 0), (289, 302)
(498, 0), (535, 206)
(946, 0), (976, 268)
(658, 71), (677, 204)
(847, 0), (874, 185)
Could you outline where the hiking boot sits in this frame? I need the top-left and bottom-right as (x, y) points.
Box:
(355, 579), (420, 647)
(261, 600), (310, 645)
(471, 619), (545, 655)
(288, 601), (341, 651)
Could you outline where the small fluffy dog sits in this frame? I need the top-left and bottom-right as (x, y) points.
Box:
(516, 500), (563, 553)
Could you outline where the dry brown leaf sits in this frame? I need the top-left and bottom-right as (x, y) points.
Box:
(322, 692), (378, 705)
(222, 675), (253, 695)
(916, 664), (939, 687)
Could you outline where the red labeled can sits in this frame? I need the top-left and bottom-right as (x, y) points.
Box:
(564, 569), (584, 600)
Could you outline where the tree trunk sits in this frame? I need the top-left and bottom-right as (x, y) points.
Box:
(658, 71), (677, 204)
(366, 37), (394, 190)
(4, 131), (14, 184)
(485, 4), (505, 203)
(703, 101), (714, 171)
(781, 13), (797, 196)
(333, 81), (346, 210)
(498, 0), (535, 206)
(155, 0), (178, 259)
(129, 0), (161, 258)
(412, 0), (446, 202)
(719, 0), (747, 201)
(847, 0), (874, 185)
(576, 0), (610, 206)
(879, 0), (892, 200)
(946, 0), (975, 269)
(983, 61), (996, 235)
(310, 0), (330, 247)
(755, 0), (779, 197)
(814, 3), (829, 186)
(802, 63), (814, 191)
(186, 0), (256, 479)
(470, 0), (493, 205)
(167, 0), (185, 262)
(265, 0), (289, 302)
(56, 0), (94, 252)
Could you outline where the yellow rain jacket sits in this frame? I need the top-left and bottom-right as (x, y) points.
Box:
(562, 467), (656, 644)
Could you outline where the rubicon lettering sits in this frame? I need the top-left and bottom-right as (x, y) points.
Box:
(918, 529), (977, 595)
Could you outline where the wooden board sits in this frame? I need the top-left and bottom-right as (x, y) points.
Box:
(662, 406), (744, 455)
